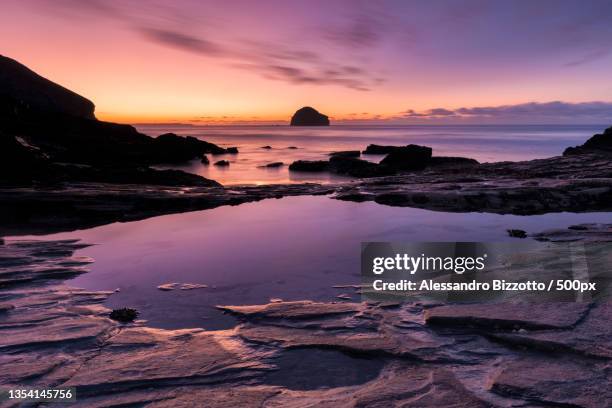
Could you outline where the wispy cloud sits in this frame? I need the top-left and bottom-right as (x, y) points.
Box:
(33, 0), (384, 91)
(398, 101), (612, 123)
(139, 27), (224, 56)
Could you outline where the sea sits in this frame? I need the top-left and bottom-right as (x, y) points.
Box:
(140, 124), (605, 185)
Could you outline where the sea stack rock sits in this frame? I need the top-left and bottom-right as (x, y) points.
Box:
(0, 54), (96, 119)
(290, 106), (330, 126)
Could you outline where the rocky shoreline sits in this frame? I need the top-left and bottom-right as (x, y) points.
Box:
(3, 54), (612, 236)
(1, 236), (610, 407)
(3, 149), (612, 236)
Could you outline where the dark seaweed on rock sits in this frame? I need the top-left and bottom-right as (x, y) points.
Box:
(109, 308), (139, 323)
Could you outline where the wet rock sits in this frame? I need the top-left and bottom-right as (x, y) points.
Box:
(260, 145), (272, 149)
(532, 223), (612, 242)
(329, 150), (360, 158)
(201, 155), (209, 165)
(287, 146), (298, 149)
(379, 144), (433, 171)
(564, 125), (612, 155)
(226, 147), (239, 154)
(362, 144), (405, 155)
(429, 156), (479, 167)
(109, 308), (139, 323)
(63, 328), (275, 397)
(153, 133), (226, 161)
(259, 162), (284, 168)
(290, 106), (329, 126)
(288, 160), (329, 172)
(157, 282), (208, 291)
(492, 358), (610, 407)
(328, 156), (392, 178)
(425, 302), (589, 330)
(335, 152), (612, 215)
(507, 229), (527, 238)
(218, 301), (361, 320)
(492, 303), (612, 358)
(0, 239), (93, 287)
(3, 239), (611, 408)
(214, 160), (230, 167)
(0, 182), (335, 235)
(64, 166), (221, 187)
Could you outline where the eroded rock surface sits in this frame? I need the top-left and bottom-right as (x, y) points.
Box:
(335, 152), (612, 214)
(1, 240), (610, 407)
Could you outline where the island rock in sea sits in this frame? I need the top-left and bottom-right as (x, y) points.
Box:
(290, 106), (330, 126)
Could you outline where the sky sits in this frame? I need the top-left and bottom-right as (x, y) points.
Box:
(1, 0), (612, 124)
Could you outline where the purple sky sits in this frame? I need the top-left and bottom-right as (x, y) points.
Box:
(1, 0), (612, 123)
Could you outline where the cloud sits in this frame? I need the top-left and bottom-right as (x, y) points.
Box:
(402, 108), (457, 117)
(564, 47), (611, 67)
(323, 12), (387, 49)
(400, 101), (612, 123)
(139, 27), (223, 56)
(33, 0), (381, 92)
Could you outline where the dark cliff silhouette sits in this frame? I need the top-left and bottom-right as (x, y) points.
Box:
(0, 55), (95, 120)
(290, 106), (330, 126)
(0, 55), (226, 186)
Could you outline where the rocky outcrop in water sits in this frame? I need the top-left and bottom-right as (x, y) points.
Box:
(154, 133), (227, 160)
(329, 150), (360, 158)
(334, 151), (612, 214)
(290, 106), (330, 126)
(379, 144), (433, 170)
(564, 126), (612, 155)
(362, 144), (407, 154)
(259, 162), (284, 168)
(288, 160), (329, 172)
(290, 145), (477, 178)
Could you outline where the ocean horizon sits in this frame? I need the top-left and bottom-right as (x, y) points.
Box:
(140, 123), (607, 185)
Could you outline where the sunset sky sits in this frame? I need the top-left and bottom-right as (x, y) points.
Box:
(2, 0), (612, 124)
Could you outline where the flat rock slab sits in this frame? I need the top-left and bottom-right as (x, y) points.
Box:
(425, 302), (590, 330)
(63, 328), (275, 396)
(533, 223), (612, 242)
(336, 153), (612, 215)
(493, 302), (612, 358)
(157, 282), (208, 291)
(492, 358), (611, 407)
(218, 300), (362, 320)
(269, 363), (491, 407)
